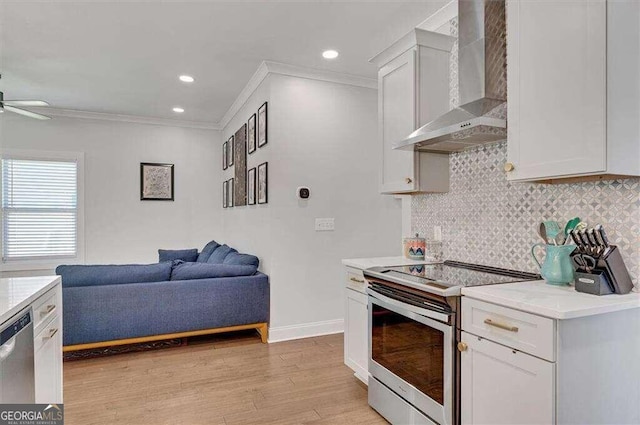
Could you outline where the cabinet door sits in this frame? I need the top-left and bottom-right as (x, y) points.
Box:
(379, 49), (418, 193)
(35, 315), (63, 404)
(460, 332), (555, 425)
(506, 0), (607, 181)
(344, 288), (368, 383)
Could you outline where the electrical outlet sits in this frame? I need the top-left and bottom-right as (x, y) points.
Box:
(315, 218), (335, 231)
(433, 225), (442, 241)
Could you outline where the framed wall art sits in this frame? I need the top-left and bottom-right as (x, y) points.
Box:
(140, 162), (174, 201)
(234, 124), (247, 206)
(248, 113), (257, 154)
(227, 135), (234, 167)
(223, 180), (228, 208)
(227, 178), (234, 207)
(247, 167), (256, 205)
(222, 142), (228, 170)
(257, 162), (268, 204)
(257, 102), (268, 148)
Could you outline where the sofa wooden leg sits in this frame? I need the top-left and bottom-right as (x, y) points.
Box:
(257, 323), (268, 343)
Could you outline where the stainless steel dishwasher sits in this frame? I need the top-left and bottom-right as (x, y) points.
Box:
(0, 307), (35, 403)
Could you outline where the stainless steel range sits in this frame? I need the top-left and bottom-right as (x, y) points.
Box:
(364, 261), (539, 425)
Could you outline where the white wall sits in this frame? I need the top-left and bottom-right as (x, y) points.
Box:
(222, 73), (402, 339)
(0, 114), (222, 271)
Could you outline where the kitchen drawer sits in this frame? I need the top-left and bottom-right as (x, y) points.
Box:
(34, 313), (62, 354)
(33, 286), (61, 334)
(345, 267), (367, 293)
(462, 297), (555, 361)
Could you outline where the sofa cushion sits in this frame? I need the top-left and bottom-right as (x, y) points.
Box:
(56, 262), (173, 288)
(223, 252), (259, 268)
(197, 240), (221, 263)
(206, 244), (237, 264)
(158, 248), (198, 263)
(170, 262), (257, 281)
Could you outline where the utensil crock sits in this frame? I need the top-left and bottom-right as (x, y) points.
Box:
(531, 243), (576, 285)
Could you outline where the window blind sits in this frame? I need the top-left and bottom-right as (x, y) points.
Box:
(1, 158), (78, 261)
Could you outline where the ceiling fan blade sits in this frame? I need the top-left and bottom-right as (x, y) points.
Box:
(4, 105), (51, 120)
(2, 100), (49, 107)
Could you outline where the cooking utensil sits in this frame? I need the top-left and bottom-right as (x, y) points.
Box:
(538, 222), (549, 244)
(578, 229), (592, 254)
(555, 232), (566, 246)
(564, 217), (581, 236)
(544, 221), (562, 244)
(587, 229), (600, 256)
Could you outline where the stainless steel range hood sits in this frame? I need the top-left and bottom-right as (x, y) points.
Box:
(395, 0), (507, 152)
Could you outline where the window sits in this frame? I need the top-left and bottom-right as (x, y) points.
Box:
(1, 157), (79, 262)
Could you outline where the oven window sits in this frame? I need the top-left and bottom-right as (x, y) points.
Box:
(371, 304), (444, 404)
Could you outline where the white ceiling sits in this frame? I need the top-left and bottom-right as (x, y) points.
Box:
(0, 1), (447, 125)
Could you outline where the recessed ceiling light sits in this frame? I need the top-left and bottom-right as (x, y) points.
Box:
(322, 50), (339, 59)
(179, 75), (194, 83)
(172, 107), (184, 113)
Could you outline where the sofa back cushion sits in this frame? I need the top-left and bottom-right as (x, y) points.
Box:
(158, 248), (198, 263)
(197, 240), (221, 263)
(56, 262), (173, 288)
(223, 252), (259, 268)
(170, 262), (257, 281)
(206, 244), (237, 264)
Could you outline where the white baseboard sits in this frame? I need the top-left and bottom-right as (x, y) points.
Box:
(268, 319), (344, 343)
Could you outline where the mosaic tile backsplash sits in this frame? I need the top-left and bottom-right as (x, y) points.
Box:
(411, 142), (640, 286)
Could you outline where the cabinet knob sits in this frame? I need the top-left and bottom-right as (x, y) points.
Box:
(405, 177), (413, 184)
(504, 162), (515, 172)
(457, 342), (468, 352)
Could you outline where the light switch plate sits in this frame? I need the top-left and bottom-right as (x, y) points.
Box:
(315, 218), (335, 231)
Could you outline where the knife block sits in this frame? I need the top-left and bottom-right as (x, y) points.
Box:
(575, 270), (614, 295)
(597, 246), (634, 294)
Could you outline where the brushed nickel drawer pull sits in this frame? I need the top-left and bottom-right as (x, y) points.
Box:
(350, 277), (365, 283)
(43, 328), (58, 340)
(40, 304), (56, 316)
(484, 318), (519, 333)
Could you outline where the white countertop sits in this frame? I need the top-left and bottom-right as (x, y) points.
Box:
(0, 275), (61, 324)
(342, 256), (439, 270)
(462, 280), (640, 320)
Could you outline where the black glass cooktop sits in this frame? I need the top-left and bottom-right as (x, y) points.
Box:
(379, 260), (540, 288)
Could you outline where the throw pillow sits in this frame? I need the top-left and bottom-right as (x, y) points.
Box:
(206, 244), (237, 264)
(223, 252), (259, 268)
(158, 248), (198, 263)
(197, 240), (221, 262)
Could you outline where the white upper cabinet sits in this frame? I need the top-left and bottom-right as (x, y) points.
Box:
(372, 29), (454, 194)
(506, 0), (640, 182)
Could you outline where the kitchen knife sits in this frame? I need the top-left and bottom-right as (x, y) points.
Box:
(587, 228), (600, 256)
(569, 229), (583, 252)
(579, 229), (594, 255)
(597, 225), (610, 247)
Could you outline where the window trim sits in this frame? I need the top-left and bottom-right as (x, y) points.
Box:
(0, 149), (85, 272)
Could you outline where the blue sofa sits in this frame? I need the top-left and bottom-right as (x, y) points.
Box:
(57, 241), (269, 350)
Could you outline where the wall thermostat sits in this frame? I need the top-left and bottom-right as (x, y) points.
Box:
(297, 187), (310, 199)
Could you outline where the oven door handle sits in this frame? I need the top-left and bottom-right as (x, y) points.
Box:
(367, 287), (451, 323)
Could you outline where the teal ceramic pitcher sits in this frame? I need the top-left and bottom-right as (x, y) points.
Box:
(531, 243), (576, 285)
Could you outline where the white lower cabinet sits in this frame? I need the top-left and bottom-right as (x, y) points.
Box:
(344, 287), (368, 384)
(461, 296), (640, 424)
(460, 332), (554, 425)
(34, 314), (63, 404)
(32, 284), (63, 404)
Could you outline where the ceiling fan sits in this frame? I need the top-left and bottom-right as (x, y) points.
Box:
(0, 76), (51, 120)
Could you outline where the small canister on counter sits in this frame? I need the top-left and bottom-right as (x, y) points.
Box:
(403, 233), (426, 260)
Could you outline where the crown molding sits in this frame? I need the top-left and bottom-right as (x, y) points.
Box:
(26, 107), (221, 130)
(417, 0), (457, 32)
(219, 60), (377, 130)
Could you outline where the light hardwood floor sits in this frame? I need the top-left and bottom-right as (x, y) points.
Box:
(63, 332), (387, 425)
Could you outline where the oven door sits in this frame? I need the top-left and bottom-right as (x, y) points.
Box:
(368, 288), (454, 425)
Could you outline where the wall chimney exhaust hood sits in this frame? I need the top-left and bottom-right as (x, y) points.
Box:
(394, 0), (507, 152)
